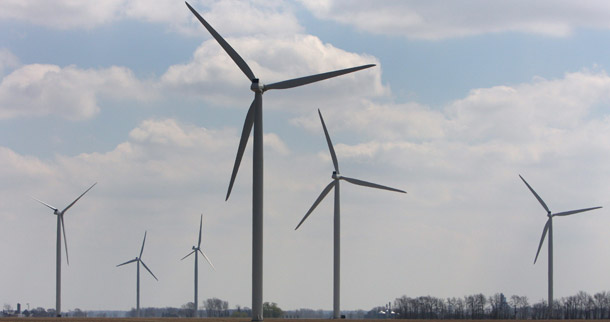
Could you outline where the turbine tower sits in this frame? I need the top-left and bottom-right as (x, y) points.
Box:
(32, 182), (97, 317)
(117, 231), (158, 318)
(295, 109), (406, 319)
(181, 214), (215, 318)
(185, 3), (375, 320)
(519, 174), (601, 317)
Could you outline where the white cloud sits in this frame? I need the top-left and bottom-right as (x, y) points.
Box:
(0, 48), (20, 76)
(0, 29), (384, 121)
(0, 0), (301, 36)
(161, 34), (387, 107)
(185, 0), (302, 37)
(0, 64), (151, 120)
(0, 0), (125, 29)
(0, 146), (55, 182)
(4, 68), (610, 311)
(129, 118), (225, 149)
(264, 132), (290, 155)
(445, 70), (610, 144)
(299, 0), (610, 39)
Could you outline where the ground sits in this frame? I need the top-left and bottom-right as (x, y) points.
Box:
(2, 319), (610, 322)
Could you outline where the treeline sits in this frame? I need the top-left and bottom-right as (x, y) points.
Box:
(387, 291), (610, 319)
(125, 298), (232, 317)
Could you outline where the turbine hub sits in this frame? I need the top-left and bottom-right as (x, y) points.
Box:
(332, 171), (341, 180)
(250, 78), (264, 93)
(547, 211), (552, 217)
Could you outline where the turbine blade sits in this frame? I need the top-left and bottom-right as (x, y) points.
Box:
(553, 206), (602, 217)
(519, 175), (550, 213)
(226, 99), (255, 201)
(534, 219), (550, 264)
(295, 181), (336, 230)
(140, 231), (147, 259)
(62, 182), (97, 214)
(318, 109), (339, 173)
(185, 2), (256, 82)
(181, 250), (196, 261)
(116, 258), (137, 267)
(264, 64), (375, 91)
(342, 176), (406, 193)
(141, 260), (158, 281)
(198, 214), (203, 248)
(199, 249), (216, 271)
(31, 196), (58, 212)
(60, 214), (69, 265)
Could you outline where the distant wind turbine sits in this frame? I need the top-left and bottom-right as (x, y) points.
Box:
(117, 231), (158, 318)
(185, 2), (375, 320)
(295, 109), (406, 319)
(32, 182), (96, 317)
(519, 174), (601, 317)
(181, 214), (215, 318)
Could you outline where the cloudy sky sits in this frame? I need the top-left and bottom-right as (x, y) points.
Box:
(2, 0), (610, 313)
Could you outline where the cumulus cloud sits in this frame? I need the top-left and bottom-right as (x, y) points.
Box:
(0, 29), (384, 121)
(129, 118), (226, 149)
(184, 0), (302, 37)
(3, 68), (610, 310)
(0, 64), (152, 120)
(308, 69), (610, 150)
(299, 0), (610, 39)
(0, 0), (301, 36)
(299, 69), (610, 215)
(161, 34), (387, 107)
(0, 0), (125, 29)
(0, 146), (55, 182)
(445, 70), (610, 144)
(0, 48), (20, 76)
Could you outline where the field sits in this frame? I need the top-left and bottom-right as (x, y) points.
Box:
(3, 319), (610, 322)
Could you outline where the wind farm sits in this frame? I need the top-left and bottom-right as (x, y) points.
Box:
(185, 2), (375, 320)
(4, 1), (610, 320)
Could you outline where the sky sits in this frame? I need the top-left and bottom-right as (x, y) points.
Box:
(2, 0), (610, 313)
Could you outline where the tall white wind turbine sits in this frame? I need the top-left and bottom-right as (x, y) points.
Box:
(519, 174), (602, 317)
(185, 3), (375, 320)
(295, 109), (406, 319)
(181, 214), (215, 317)
(117, 231), (158, 318)
(32, 182), (96, 317)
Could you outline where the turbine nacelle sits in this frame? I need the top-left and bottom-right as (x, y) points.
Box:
(250, 79), (264, 93)
(332, 171), (341, 180)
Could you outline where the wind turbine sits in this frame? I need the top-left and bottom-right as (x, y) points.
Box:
(519, 174), (601, 317)
(181, 214), (215, 318)
(295, 109), (406, 319)
(185, 3), (375, 320)
(117, 231), (158, 318)
(32, 182), (96, 317)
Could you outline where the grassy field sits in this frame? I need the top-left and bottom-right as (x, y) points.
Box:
(3, 319), (610, 322)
